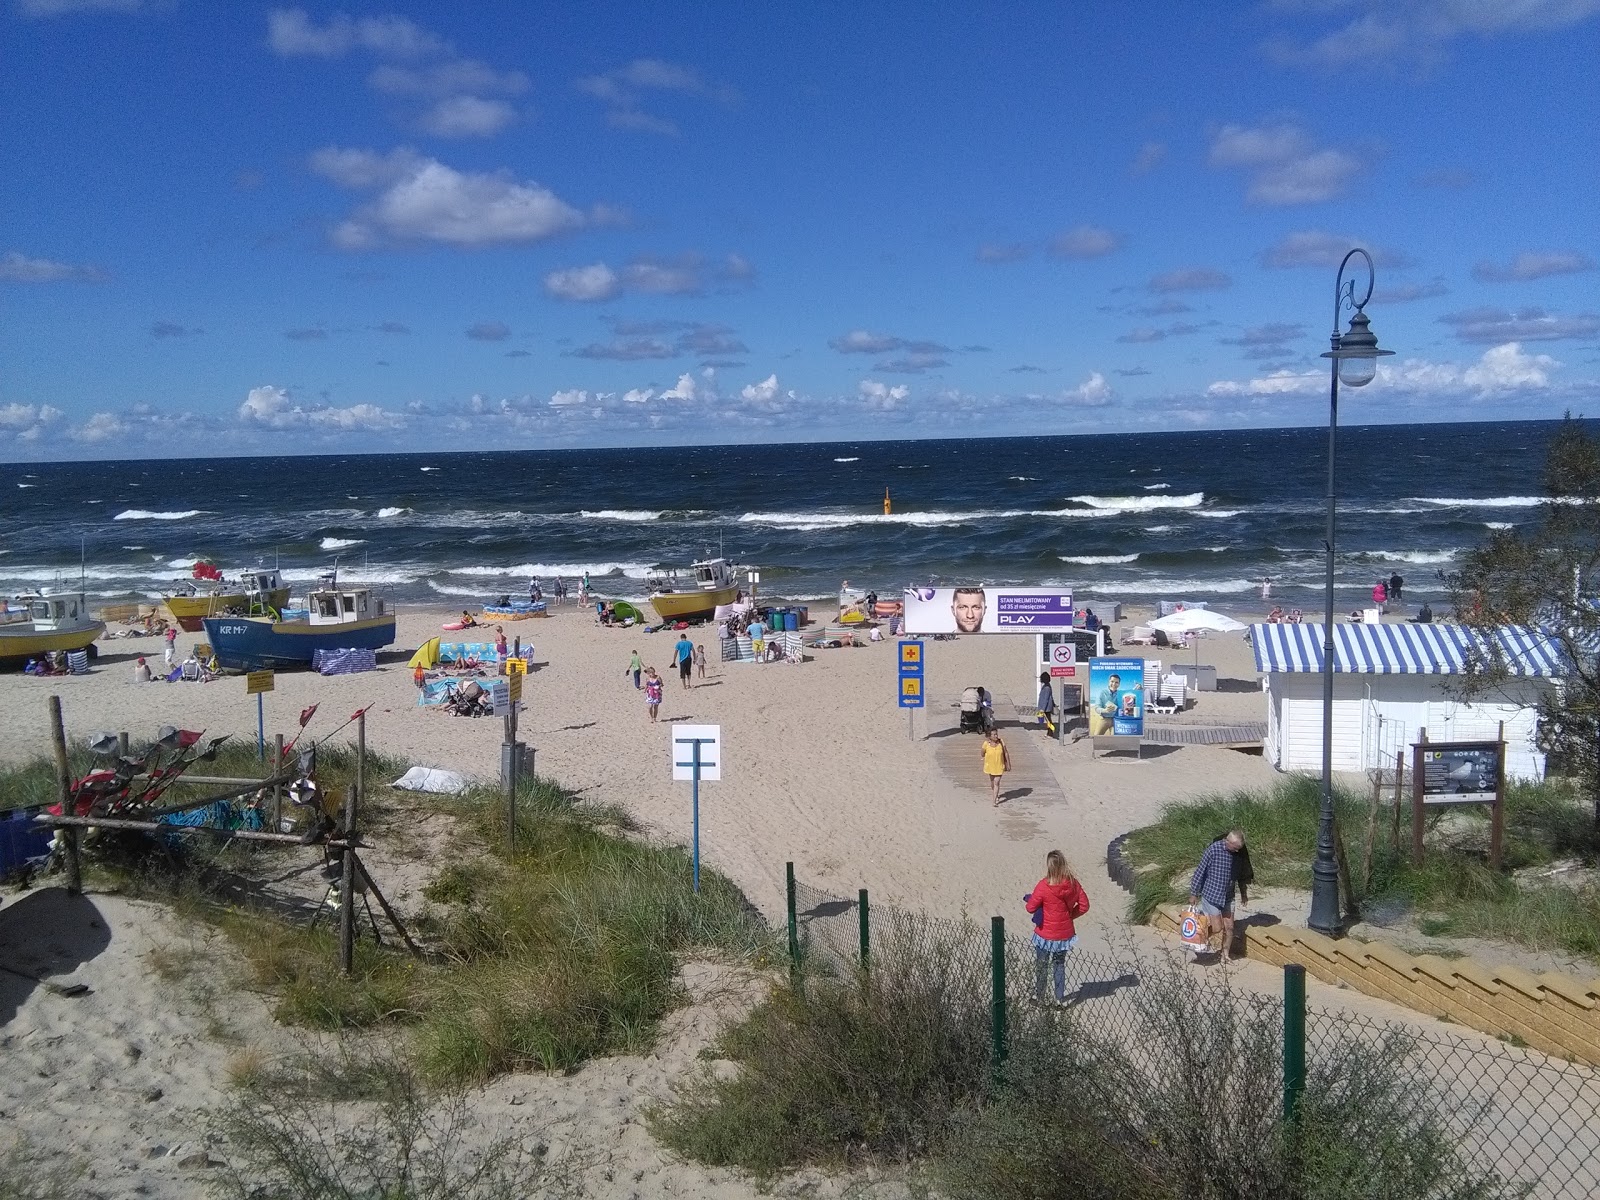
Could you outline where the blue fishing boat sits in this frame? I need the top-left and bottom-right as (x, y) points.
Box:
(203, 586), (395, 671)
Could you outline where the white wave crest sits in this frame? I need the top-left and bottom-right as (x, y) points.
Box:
(113, 509), (204, 521)
(1145, 524), (1173, 534)
(738, 507), (1130, 531)
(1484, 522), (1515, 530)
(420, 467), (440, 472)
(376, 506), (410, 519)
(320, 537), (365, 550)
(579, 509), (664, 521)
(1195, 510), (1241, 519)
(1077, 577), (1260, 596)
(1413, 496), (1542, 508)
(1142, 483), (1171, 490)
(444, 562), (652, 579)
(833, 457), (860, 462)
(1354, 549), (1457, 565)
(279, 566), (422, 585)
(16, 483), (35, 489)
(1067, 492), (1204, 511)
(1060, 554), (1139, 565)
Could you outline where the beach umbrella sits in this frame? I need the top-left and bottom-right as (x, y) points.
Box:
(1150, 608), (1247, 668)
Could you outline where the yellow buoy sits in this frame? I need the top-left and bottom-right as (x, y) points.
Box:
(883, 487), (891, 515)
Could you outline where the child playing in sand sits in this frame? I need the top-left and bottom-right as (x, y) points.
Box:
(643, 667), (663, 722)
(694, 643), (707, 680)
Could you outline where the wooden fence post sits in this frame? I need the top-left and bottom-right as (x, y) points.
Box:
(48, 696), (80, 895)
(339, 783), (357, 975)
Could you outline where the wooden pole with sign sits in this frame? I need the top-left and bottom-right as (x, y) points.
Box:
(1412, 730), (1428, 865)
(339, 783), (357, 975)
(246, 670), (274, 761)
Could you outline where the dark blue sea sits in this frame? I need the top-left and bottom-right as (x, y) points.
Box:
(0, 420), (1564, 611)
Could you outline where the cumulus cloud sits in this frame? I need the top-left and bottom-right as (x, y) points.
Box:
(677, 324), (747, 356)
(1473, 251), (1596, 283)
(1149, 267), (1231, 293)
(0, 250), (107, 283)
(1207, 121), (1364, 205)
(1208, 343), (1566, 400)
(1065, 372), (1112, 405)
(368, 59), (528, 97)
(0, 402), (64, 442)
(740, 374), (780, 403)
(859, 380), (910, 409)
(71, 412), (130, 443)
(310, 146), (587, 249)
(417, 96), (516, 138)
(660, 372), (698, 402)
(466, 321), (510, 341)
(237, 384), (404, 431)
(623, 387), (655, 404)
(1206, 369), (1324, 398)
(1048, 224), (1122, 259)
(567, 338), (676, 361)
(542, 254), (751, 302)
(267, 8), (448, 59)
(1130, 141), (1167, 175)
(1259, 230), (1411, 269)
(576, 57), (738, 136)
(548, 389), (588, 407)
(1263, 1), (1600, 71)
(1440, 306), (1600, 343)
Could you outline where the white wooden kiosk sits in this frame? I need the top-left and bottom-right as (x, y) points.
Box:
(1250, 621), (1561, 780)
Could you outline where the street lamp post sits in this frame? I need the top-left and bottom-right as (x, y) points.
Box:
(1308, 248), (1394, 937)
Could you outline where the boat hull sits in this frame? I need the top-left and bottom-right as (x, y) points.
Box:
(650, 584), (741, 623)
(166, 588), (292, 632)
(202, 615), (396, 672)
(0, 623), (106, 666)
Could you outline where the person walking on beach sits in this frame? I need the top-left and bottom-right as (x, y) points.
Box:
(1188, 830), (1244, 962)
(1025, 850), (1089, 1004)
(1389, 572), (1404, 602)
(625, 649), (642, 689)
(674, 632), (695, 689)
(163, 625), (177, 668)
(1036, 671), (1056, 734)
(694, 643), (707, 680)
(494, 626), (508, 672)
(981, 726), (1010, 807)
(643, 667), (663, 722)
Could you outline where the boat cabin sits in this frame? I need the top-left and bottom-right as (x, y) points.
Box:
(308, 588), (386, 625)
(691, 558), (737, 591)
(247, 569), (283, 596)
(17, 593), (87, 629)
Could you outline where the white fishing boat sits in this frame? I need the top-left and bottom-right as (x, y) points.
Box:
(0, 591), (105, 667)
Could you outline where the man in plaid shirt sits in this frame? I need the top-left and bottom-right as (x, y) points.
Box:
(1189, 830), (1244, 962)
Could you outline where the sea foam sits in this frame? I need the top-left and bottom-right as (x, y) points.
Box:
(1060, 554), (1139, 565)
(320, 537), (365, 550)
(113, 509), (204, 521)
(1066, 492), (1204, 511)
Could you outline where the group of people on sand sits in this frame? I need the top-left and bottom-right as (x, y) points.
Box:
(1021, 829), (1251, 1004)
(1264, 606), (1304, 624)
(624, 637), (708, 721)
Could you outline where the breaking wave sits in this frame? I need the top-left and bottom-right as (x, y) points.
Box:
(112, 509), (204, 521)
(1066, 492), (1204, 512)
(1060, 554), (1140, 565)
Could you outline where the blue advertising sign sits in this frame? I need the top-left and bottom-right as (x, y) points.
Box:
(1088, 656), (1145, 738)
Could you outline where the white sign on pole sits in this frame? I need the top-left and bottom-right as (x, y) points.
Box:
(487, 679), (512, 716)
(671, 724), (722, 781)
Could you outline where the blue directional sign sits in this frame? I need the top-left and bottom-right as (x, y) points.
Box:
(897, 639), (926, 708)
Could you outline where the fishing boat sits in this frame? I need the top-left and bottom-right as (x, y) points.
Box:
(648, 557), (743, 623)
(202, 585), (395, 671)
(163, 564), (290, 632)
(0, 591), (105, 667)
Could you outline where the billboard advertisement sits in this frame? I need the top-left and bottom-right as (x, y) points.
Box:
(902, 587), (1074, 635)
(1088, 657), (1144, 738)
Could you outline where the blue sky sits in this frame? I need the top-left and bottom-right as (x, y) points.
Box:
(2, 0), (1598, 459)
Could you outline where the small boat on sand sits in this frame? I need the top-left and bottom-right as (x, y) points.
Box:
(164, 565), (289, 632)
(203, 585), (394, 671)
(649, 557), (743, 623)
(0, 591), (105, 667)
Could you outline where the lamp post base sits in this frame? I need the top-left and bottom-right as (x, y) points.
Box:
(1307, 860), (1343, 937)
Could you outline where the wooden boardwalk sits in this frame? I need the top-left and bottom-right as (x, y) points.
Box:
(1141, 721), (1266, 748)
(928, 694), (1064, 805)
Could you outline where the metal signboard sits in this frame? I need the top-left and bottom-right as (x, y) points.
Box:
(897, 639), (926, 708)
(672, 724), (723, 782)
(903, 587), (1074, 634)
(245, 670), (275, 695)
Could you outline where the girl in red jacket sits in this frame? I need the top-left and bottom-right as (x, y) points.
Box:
(1025, 850), (1090, 1003)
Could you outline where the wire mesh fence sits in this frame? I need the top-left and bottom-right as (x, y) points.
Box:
(790, 873), (1600, 1199)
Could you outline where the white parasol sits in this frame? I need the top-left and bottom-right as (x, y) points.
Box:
(1149, 608), (1248, 668)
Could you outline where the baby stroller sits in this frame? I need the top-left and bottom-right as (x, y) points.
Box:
(959, 685), (992, 734)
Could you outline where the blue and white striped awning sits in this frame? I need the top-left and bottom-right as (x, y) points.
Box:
(1250, 622), (1566, 677)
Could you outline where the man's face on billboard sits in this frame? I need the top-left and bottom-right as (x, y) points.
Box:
(951, 589), (985, 633)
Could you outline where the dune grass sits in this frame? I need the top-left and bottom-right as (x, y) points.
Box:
(1122, 775), (1600, 961)
(220, 773), (774, 1085)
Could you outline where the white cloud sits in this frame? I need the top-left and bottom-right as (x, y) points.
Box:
(1265, 1), (1600, 70)
(267, 8), (449, 59)
(740, 374), (779, 402)
(0, 250), (107, 283)
(544, 263), (620, 302)
(858, 380), (910, 409)
(1048, 225), (1122, 259)
(417, 96), (516, 138)
(1207, 121), (1364, 205)
(368, 59), (528, 98)
(1207, 343), (1565, 400)
(549, 389), (588, 407)
(1206, 369), (1324, 398)
(576, 57), (737, 137)
(237, 384), (404, 431)
(72, 412), (129, 443)
(1260, 230), (1410, 269)
(1067, 372), (1112, 405)
(0, 402), (64, 442)
(1473, 251), (1596, 283)
(542, 254), (752, 303)
(1441, 306), (1600, 343)
(623, 388), (655, 404)
(18, 0), (142, 14)
(660, 373), (698, 402)
(310, 147), (585, 248)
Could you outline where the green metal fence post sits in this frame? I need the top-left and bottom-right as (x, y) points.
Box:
(858, 888), (870, 969)
(990, 915), (1007, 1086)
(1283, 963), (1306, 1125)
(786, 861), (799, 983)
